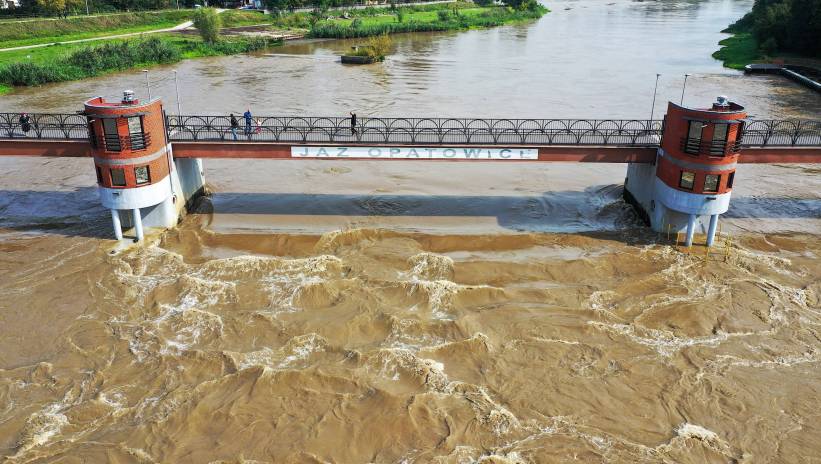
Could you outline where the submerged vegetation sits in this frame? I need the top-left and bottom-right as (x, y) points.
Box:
(349, 33), (393, 61)
(713, 0), (821, 68)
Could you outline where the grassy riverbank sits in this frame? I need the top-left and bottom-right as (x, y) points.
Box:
(268, 2), (547, 38)
(713, 0), (820, 69)
(712, 32), (759, 70)
(311, 3), (547, 38)
(0, 35), (280, 92)
(0, 9), (268, 49)
(0, 2), (545, 94)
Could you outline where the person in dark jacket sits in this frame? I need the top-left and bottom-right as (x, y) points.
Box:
(230, 114), (239, 140)
(243, 109), (253, 136)
(350, 111), (357, 136)
(19, 113), (32, 135)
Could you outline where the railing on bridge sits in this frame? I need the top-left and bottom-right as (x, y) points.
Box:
(1, 112), (820, 150)
(740, 119), (821, 147)
(165, 115), (665, 146)
(0, 113), (89, 140)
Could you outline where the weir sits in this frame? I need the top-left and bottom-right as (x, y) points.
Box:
(0, 94), (819, 244)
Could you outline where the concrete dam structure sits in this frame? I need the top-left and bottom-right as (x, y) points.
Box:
(0, 94), (819, 246)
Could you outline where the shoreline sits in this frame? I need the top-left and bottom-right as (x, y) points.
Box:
(0, 2), (549, 96)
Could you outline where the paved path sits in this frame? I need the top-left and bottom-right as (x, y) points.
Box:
(0, 8), (233, 53)
(0, 20), (193, 52)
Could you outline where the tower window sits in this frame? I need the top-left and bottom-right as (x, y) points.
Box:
(679, 171), (695, 190)
(713, 123), (728, 142)
(110, 168), (126, 187)
(684, 121), (705, 155)
(704, 174), (720, 192)
(727, 171), (735, 188)
(127, 117), (146, 150)
(95, 166), (102, 184)
(135, 166), (150, 185)
(102, 118), (121, 152)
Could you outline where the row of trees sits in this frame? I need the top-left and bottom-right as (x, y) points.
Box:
(9, 0), (541, 17)
(264, 0), (539, 13)
(731, 0), (821, 56)
(7, 0), (242, 16)
(264, 0), (455, 11)
(12, 0), (178, 15)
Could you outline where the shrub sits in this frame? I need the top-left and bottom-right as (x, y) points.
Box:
(437, 9), (452, 20)
(396, 8), (406, 22)
(66, 37), (180, 73)
(474, 0), (494, 6)
(0, 61), (72, 86)
(193, 7), (222, 43)
(272, 11), (312, 29)
(364, 33), (391, 60)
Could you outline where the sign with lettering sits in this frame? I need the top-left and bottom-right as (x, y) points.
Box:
(291, 146), (539, 160)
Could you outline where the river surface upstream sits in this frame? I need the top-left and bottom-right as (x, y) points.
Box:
(1, 0), (821, 462)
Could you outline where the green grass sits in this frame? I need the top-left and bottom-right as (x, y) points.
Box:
(309, 3), (548, 39)
(0, 10), (195, 49)
(0, 34), (281, 90)
(0, 9), (270, 49)
(0, 83), (10, 95)
(220, 10), (271, 28)
(712, 32), (761, 70)
(331, 8), (487, 26)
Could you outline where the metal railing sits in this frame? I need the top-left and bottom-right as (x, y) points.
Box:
(1, 112), (819, 151)
(0, 112), (89, 140)
(680, 137), (742, 157)
(166, 115), (665, 146)
(740, 119), (821, 147)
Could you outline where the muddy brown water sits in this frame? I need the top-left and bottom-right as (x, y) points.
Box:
(2, 0), (821, 462)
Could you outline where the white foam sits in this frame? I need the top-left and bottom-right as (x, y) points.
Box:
(675, 423), (720, 442)
(15, 403), (69, 455)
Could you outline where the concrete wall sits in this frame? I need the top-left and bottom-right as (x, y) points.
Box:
(624, 154), (726, 236)
(111, 152), (205, 237)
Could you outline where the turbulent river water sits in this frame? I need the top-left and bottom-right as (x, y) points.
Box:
(2, 0), (821, 462)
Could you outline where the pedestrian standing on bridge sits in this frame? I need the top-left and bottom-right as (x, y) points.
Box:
(243, 108), (253, 137)
(230, 114), (240, 140)
(19, 113), (32, 136)
(350, 111), (357, 136)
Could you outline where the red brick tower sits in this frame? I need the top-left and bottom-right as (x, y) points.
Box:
(625, 96), (747, 246)
(85, 91), (175, 240)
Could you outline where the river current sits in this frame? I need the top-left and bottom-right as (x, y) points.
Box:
(1, 0), (821, 462)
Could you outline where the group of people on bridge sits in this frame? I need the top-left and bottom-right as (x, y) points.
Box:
(227, 109), (359, 140)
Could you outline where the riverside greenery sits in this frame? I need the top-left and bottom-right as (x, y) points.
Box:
(713, 0), (821, 68)
(349, 33), (392, 61)
(0, 2), (546, 92)
(0, 36), (278, 88)
(0, 9), (268, 49)
(307, 2), (547, 39)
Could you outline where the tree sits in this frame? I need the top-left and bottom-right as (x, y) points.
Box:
(733, 0), (821, 57)
(193, 7), (221, 43)
(31, 0), (85, 15)
(500, 0), (539, 11)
